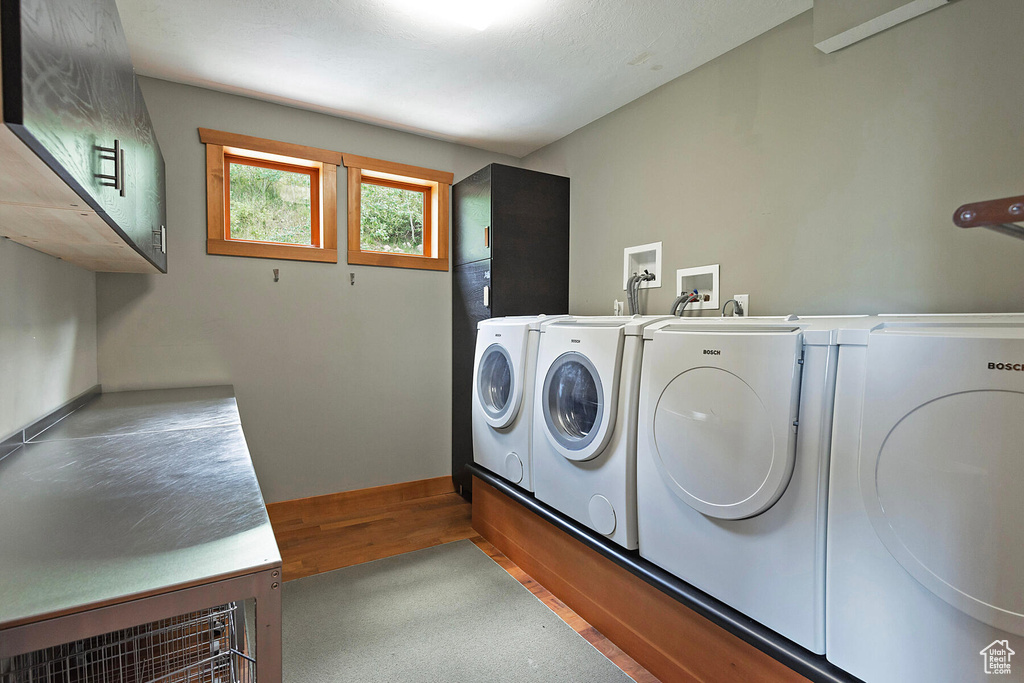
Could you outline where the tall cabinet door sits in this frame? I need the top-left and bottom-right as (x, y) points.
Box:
(453, 165), (491, 267)
(452, 259), (492, 496)
(490, 165), (570, 317)
(13, 0), (137, 229)
(130, 79), (167, 271)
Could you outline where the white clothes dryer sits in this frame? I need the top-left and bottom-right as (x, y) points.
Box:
(636, 315), (875, 654)
(827, 314), (1024, 683)
(472, 315), (568, 490)
(532, 315), (672, 549)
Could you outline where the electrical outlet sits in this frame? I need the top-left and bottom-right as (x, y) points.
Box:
(733, 294), (749, 317)
(613, 300), (625, 316)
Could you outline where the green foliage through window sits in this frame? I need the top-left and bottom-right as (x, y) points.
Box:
(229, 162), (313, 245)
(360, 182), (426, 255)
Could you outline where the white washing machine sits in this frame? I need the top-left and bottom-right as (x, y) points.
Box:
(532, 315), (672, 549)
(473, 315), (568, 490)
(636, 315), (875, 654)
(827, 314), (1024, 683)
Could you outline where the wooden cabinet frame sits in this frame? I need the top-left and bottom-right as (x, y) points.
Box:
(343, 154), (453, 271)
(223, 154), (322, 247)
(199, 128), (339, 263)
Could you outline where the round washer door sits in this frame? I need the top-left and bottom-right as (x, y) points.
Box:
(862, 389), (1024, 635)
(651, 367), (795, 519)
(542, 352), (607, 461)
(477, 344), (518, 428)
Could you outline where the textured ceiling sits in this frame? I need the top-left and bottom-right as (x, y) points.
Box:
(117, 0), (811, 157)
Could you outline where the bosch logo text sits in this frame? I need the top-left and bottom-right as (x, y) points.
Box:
(703, 349), (721, 356)
(989, 362), (1024, 371)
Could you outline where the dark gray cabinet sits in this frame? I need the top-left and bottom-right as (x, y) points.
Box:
(453, 167), (491, 267)
(1, 0), (167, 272)
(131, 78), (167, 266)
(451, 164), (570, 498)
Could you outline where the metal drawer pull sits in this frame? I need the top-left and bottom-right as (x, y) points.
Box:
(96, 140), (126, 196)
(119, 146), (126, 197)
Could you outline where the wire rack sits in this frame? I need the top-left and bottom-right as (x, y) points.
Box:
(0, 604), (254, 683)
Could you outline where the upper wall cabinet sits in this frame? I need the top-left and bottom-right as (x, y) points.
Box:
(453, 165), (492, 267)
(0, 0), (167, 273)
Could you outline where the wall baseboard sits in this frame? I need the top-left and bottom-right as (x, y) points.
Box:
(472, 476), (812, 683)
(265, 475), (455, 526)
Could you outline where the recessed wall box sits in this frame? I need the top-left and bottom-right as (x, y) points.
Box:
(676, 264), (720, 311)
(623, 242), (662, 290)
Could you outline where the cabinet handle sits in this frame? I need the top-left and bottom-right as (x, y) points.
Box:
(96, 140), (123, 194)
(484, 226), (489, 248)
(483, 285), (490, 308)
(152, 225), (166, 254)
(119, 147), (126, 197)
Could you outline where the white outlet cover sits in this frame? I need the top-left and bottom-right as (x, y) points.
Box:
(623, 242), (662, 290)
(675, 264), (720, 311)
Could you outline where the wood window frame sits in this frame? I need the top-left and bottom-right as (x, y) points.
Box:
(343, 154), (453, 271)
(200, 128), (340, 263)
(223, 154), (322, 247)
(359, 176), (432, 256)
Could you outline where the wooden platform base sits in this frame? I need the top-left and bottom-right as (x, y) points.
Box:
(472, 476), (809, 683)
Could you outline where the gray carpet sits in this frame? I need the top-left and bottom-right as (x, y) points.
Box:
(282, 540), (634, 682)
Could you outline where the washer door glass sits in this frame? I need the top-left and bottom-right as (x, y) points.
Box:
(543, 352), (604, 453)
(478, 344), (515, 424)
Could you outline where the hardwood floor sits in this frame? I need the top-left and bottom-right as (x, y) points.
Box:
(267, 477), (475, 581)
(267, 479), (659, 682)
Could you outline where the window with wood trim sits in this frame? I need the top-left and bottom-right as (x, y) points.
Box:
(199, 128), (340, 263)
(344, 154), (453, 271)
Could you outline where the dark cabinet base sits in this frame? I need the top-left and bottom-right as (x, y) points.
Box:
(451, 165), (570, 499)
(452, 260), (492, 497)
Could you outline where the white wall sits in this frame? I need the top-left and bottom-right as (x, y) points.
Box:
(96, 78), (517, 503)
(523, 1), (1024, 317)
(0, 238), (97, 439)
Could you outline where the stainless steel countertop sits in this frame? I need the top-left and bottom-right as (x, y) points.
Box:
(0, 387), (282, 630)
(31, 386), (241, 441)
